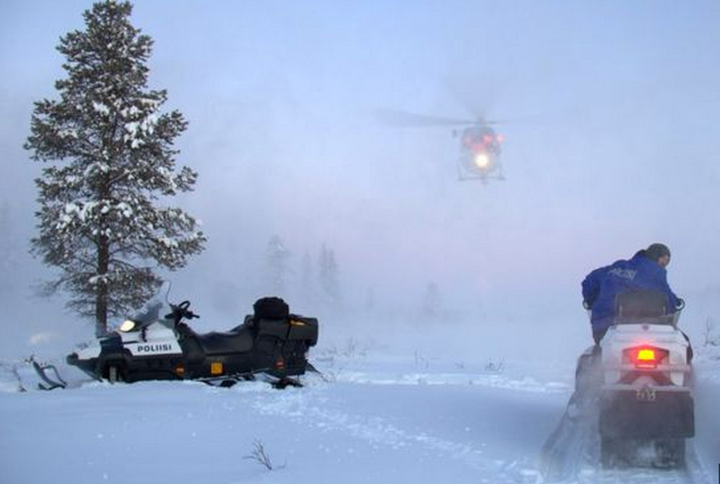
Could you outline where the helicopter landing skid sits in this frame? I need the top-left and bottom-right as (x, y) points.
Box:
(456, 170), (505, 183)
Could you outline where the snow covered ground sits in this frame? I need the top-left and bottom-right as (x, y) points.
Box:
(1, 320), (718, 484)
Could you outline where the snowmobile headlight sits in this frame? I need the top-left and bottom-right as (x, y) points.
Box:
(119, 320), (137, 332)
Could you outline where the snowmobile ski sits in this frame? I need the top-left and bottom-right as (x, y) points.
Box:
(31, 357), (67, 391)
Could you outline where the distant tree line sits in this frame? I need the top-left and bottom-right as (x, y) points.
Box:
(265, 236), (342, 311)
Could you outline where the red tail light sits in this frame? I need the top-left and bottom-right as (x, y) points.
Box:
(626, 346), (668, 369)
(636, 348), (657, 368)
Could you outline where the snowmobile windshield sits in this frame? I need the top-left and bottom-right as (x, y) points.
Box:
(131, 299), (164, 326)
(125, 281), (173, 329)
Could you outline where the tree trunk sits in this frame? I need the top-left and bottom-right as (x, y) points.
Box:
(95, 234), (109, 338)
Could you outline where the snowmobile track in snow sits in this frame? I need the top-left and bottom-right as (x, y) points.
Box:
(540, 391), (600, 482)
(243, 376), (547, 483)
(540, 390), (715, 484)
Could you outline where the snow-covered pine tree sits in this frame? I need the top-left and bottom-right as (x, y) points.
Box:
(364, 286), (376, 314)
(421, 281), (442, 320)
(318, 244), (341, 309)
(265, 235), (291, 295)
(300, 250), (315, 305)
(25, 1), (206, 337)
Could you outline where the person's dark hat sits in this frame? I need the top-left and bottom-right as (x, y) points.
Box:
(645, 243), (671, 261)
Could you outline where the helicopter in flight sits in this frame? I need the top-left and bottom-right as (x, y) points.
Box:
(455, 121), (504, 182)
(375, 108), (506, 183)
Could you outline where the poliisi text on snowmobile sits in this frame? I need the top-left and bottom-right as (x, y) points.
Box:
(66, 296), (319, 387)
(595, 290), (694, 468)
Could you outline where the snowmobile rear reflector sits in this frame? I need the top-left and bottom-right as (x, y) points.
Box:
(210, 362), (223, 375)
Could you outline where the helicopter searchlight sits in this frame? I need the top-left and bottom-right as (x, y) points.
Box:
(474, 152), (491, 169)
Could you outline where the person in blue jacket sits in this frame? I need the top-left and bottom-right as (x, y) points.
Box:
(581, 243), (682, 344)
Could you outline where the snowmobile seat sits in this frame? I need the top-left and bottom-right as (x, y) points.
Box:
(178, 323), (254, 356)
(195, 329), (254, 356)
(232, 315), (255, 332)
(614, 289), (669, 323)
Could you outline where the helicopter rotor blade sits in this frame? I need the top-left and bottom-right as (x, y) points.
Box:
(443, 75), (499, 123)
(374, 108), (475, 127)
(485, 114), (546, 126)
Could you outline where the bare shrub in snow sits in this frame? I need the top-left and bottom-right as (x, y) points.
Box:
(484, 358), (505, 373)
(414, 350), (429, 369)
(243, 440), (283, 471)
(314, 338), (370, 382)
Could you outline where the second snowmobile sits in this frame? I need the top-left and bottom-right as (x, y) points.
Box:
(575, 289), (694, 468)
(597, 290), (694, 467)
(67, 294), (319, 388)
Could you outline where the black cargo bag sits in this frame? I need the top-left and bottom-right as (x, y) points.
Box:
(253, 297), (289, 320)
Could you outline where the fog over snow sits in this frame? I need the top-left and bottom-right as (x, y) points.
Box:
(1, 0), (720, 403)
(1, 2), (720, 484)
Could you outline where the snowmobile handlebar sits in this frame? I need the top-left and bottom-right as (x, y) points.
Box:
(581, 297), (685, 312)
(166, 300), (200, 322)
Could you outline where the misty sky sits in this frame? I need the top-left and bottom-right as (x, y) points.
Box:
(1, 0), (720, 342)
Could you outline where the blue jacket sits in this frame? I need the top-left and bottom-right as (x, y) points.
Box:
(581, 252), (678, 332)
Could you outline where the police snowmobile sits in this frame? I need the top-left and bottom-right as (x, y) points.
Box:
(66, 295), (319, 388)
(570, 290), (694, 468)
(596, 290), (694, 468)
(541, 290), (693, 478)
